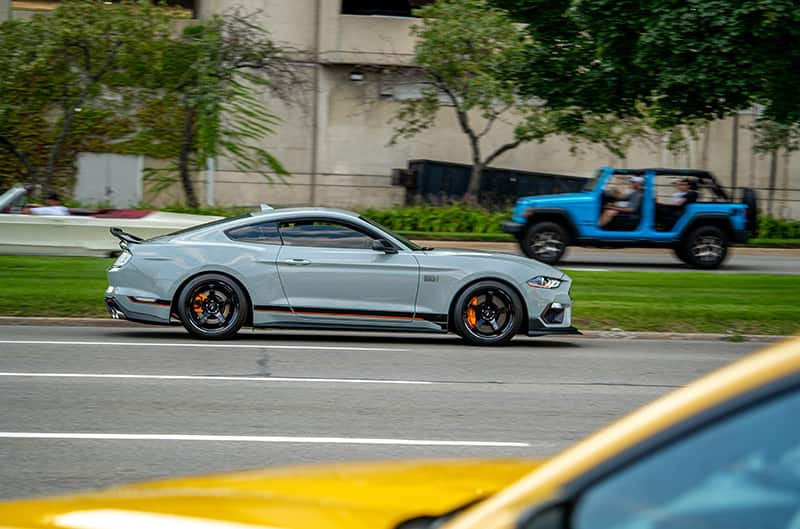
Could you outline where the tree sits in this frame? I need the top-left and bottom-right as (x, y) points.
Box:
(143, 11), (302, 207)
(391, 0), (635, 203)
(0, 0), (171, 193)
(390, 0), (564, 203)
(494, 0), (800, 129)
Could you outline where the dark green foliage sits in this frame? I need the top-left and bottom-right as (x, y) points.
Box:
(757, 217), (800, 239)
(494, 0), (800, 128)
(360, 206), (511, 234)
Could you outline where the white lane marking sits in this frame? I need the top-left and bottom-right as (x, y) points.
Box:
(0, 340), (405, 352)
(0, 432), (530, 447)
(563, 267), (609, 272)
(0, 372), (433, 385)
(56, 510), (284, 529)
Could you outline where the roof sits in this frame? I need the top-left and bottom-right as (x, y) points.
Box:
(610, 168), (715, 178)
(250, 207), (361, 219)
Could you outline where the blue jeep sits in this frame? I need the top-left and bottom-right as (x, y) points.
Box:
(503, 168), (758, 269)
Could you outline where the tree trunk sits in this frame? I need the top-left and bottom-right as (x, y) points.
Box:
(179, 107), (199, 208)
(767, 149), (778, 217)
(465, 160), (483, 205)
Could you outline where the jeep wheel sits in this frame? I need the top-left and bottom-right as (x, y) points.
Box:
(683, 226), (729, 269)
(522, 221), (568, 264)
(673, 245), (691, 265)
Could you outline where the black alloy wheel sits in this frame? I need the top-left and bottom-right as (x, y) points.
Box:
(521, 221), (568, 264)
(177, 273), (248, 339)
(453, 281), (523, 346)
(683, 226), (729, 269)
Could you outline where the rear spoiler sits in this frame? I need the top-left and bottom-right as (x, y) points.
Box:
(110, 227), (143, 249)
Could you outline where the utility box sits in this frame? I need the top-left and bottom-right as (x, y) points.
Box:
(75, 153), (143, 207)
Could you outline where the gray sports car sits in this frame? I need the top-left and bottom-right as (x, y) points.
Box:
(105, 207), (578, 345)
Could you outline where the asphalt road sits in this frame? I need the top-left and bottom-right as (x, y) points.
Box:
(0, 325), (772, 500)
(421, 241), (800, 274)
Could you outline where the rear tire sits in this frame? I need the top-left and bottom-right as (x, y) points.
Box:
(673, 245), (691, 265)
(682, 226), (729, 269)
(177, 273), (248, 339)
(521, 221), (568, 264)
(453, 281), (523, 346)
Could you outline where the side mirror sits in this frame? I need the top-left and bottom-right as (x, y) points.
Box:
(372, 238), (398, 254)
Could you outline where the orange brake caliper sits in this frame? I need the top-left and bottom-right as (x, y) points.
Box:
(192, 293), (207, 314)
(466, 296), (479, 328)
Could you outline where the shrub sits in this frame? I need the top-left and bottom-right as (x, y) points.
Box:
(757, 217), (800, 239)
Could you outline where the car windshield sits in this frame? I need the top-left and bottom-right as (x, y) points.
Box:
(0, 186), (27, 212)
(359, 215), (424, 251)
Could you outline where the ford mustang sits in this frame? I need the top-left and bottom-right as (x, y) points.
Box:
(104, 207), (578, 345)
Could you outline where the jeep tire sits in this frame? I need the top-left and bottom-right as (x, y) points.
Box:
(521, 221), (568, 264)
(682, 225), (729, 269)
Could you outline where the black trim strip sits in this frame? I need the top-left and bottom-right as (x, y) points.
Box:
(255, 306), (448, 326)
(127, 296), (171, 307)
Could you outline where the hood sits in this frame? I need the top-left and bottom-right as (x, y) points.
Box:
(0, 458), (542, 529)
(515, 192), (591, 210)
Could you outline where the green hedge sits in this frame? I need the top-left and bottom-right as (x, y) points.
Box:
(757, 216), (800, 239)
(359, 206), (509, 234)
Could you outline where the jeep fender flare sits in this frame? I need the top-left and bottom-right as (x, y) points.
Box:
(523, 209), (579, 242)
(678, 214), (735, 242)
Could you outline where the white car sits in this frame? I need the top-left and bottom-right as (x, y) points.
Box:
(0, 185), (222, 257)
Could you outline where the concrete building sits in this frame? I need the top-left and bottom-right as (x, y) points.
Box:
(7, 0), (800, 217)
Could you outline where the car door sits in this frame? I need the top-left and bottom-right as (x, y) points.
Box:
(520, 380), (800, 529)
(275, 218), (420, 326)
(224, 220), (296, 326)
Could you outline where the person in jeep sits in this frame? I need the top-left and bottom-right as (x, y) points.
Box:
(599, 176), (643, 229)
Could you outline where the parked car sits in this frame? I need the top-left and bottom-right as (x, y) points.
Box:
(0, 184), (222, 256)
(503, 168), (759, 269)
(0, 337), (797, 529)
(105, 207), (578, 345)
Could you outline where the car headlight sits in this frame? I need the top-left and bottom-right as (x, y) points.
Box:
(527, 275), (561, 289)
(109, 251), (131, 271)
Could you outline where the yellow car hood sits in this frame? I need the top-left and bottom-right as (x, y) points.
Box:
(0, 458), (542, 529)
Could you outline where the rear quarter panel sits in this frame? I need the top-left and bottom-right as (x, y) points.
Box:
(136, 237), (288, 310)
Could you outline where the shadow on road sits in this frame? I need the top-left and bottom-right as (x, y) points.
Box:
(105, 328), (581, 349)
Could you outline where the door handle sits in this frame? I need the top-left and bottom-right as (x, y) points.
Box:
(284, 258), (311, 266)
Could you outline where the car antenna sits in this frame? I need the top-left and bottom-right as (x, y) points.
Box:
(259, 204), (274, 212)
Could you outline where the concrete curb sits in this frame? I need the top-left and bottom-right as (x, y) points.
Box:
(0, 316), (788, 342)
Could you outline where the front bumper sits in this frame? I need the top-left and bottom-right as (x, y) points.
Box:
(502, 220), (524, 234)
(527, 320), (582, 337)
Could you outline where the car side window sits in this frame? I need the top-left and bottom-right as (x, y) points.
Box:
(572, 386), (800, 529)
(279, 220), (376, 249)
(226, 222), (282, 245)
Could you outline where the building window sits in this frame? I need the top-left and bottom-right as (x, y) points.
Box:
(341, 0), (433, 17)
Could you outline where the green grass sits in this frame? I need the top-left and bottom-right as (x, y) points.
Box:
(566, 270), (800, 335)
(0, 256), (798, 335)
(0, 256), (112, 318)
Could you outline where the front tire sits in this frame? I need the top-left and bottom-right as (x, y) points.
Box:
(521, 221), (568, 264)
(177, 273), (248, 339)
(453, 281), (523, 346)
(683, 226), (729, 269)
